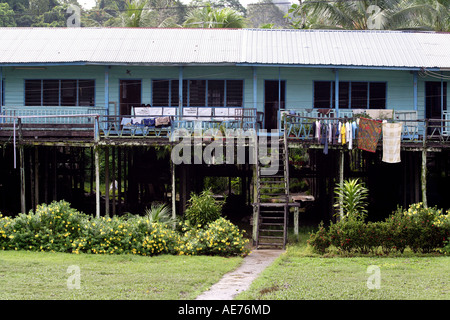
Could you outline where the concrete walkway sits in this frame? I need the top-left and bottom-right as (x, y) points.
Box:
(195, 249), (285, 300)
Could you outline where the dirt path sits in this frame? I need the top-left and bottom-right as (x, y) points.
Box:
(195, 249), (285, 300)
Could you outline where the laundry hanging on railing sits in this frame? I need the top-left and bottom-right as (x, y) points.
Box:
(357, 117), (382, 153)
(314, 119), (357, 153)
(382, 122), (403, 163)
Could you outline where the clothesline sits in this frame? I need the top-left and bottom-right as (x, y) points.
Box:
(314, 119), (358, 154)
(313, 117), (403, 163)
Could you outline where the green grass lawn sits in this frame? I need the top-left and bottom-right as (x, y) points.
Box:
(0, 251), (243, 300)
(236, 230), (450, 300)
(1, 229), (449, 301)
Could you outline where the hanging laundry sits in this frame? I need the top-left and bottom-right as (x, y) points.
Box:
(315, 120), (321, 142)
(321, 123), (328, 155)
(357, 117), (382, 153)
(155, 116), (171, 127)
(341, 122), (346, 145)
(352, 121), (358, 140)
(338, 122), (342, 144)
(382, 122), (403, 163)
(328, 122), (332, 144)
(347, 122), (353, 149)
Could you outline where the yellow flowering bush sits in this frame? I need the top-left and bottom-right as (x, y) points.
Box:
(178, 218), (249, 257)
(0, 201), (248, 257)
(2, 201), (89, 252)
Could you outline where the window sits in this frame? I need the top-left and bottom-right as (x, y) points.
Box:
(208, 80), (225, 107)
(369, 82), (386, 109)
(25, 80), (42, 106)
(25, 79), (95, 107)
(61, 80), (77, 106)
(152, 79), (243, 108)
(43, 80), (59, 106)
(189, 80), (206, 106)
(314, 81), (386, 109)
(226, 80), (243, 107)
(314, 81), (332, 108)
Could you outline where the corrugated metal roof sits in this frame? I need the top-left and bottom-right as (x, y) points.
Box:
(0, 28), (448, 70)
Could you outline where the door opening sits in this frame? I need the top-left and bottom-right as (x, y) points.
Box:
(264, 80), (285, 131)
(425, 81), (447, 134)
(120, 80), (142, 115)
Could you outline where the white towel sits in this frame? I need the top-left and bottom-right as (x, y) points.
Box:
(382, 122), (403, 163)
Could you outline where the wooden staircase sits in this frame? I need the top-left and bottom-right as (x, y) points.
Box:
(255, 130), (290, 249)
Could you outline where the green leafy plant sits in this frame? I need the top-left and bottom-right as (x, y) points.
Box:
(334, 178), (369, 221)
(184, 189), (224, 227)
(145, 203), (176, 226)
(308, 202), (450, 255)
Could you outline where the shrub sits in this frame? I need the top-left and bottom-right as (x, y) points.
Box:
(399, 203), (450, 253)
(308, 203), (450, 255)
(5, 201), (89, 252)
(334, 178), (369, 221)
(0, 200), (249, 257)
(307, 222), (329, 254)
(178, 217), (249, 256)
(184, 189), (224, 227)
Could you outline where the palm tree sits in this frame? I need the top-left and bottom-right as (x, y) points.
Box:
(106, 0), (156, 27)
(386, 0), (450, 31)
(298, 0), (401, 30)
(288, 0), (449, 31)
(183, 3), (245, 28)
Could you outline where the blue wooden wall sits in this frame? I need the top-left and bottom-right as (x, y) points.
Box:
(1, 64), (448, 121)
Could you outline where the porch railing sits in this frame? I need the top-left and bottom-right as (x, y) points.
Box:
(280, 109), (450, 145)
(0, 106), (262, 140)
(1, 106), (106, 124)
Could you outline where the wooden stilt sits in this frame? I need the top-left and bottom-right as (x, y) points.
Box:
(53, 147), (57, 201)
(421, 148), (428, 208)
(105, 147), (110, 217)
(252, 163), (258, 245)
(95, 146), (100, 218)
(112, 147), (116, 216)
(44, 147), (48, 203)
(422, 121), (428, 208)
(90, 148), (94, 195)
(170, 152), (176, 226)
(338, 148), (344, 221)
(30, 149), (35, 212)
(34, 147), (39, 208)
(19, 145), (26, 214)
(118, 147), (122, 207)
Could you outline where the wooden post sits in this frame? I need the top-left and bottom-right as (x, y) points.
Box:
(112, 147), (116, 216)
(105, 147), (110, 217)
(44, 147), (48, 203)
(118, 147), (122, 207)
(95, 146), (100, 218)
(90, 148), (94, 195)
(53, 147), (57, 201)
(338, 149), (344, 220)
(30, 150), (35, 212)
(34, 147), (39, 208)
(421, 120), (428, 208)
(294, 206), (299, 237)
(171, 152), (176, 227)
(19, 145), (26, 214)
(252, 163), (258, 245)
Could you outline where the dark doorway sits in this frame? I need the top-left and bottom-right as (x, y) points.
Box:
(120, 80), (142, 115)
(426, 81), (447, 117)
(264, 80), (285, 131)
